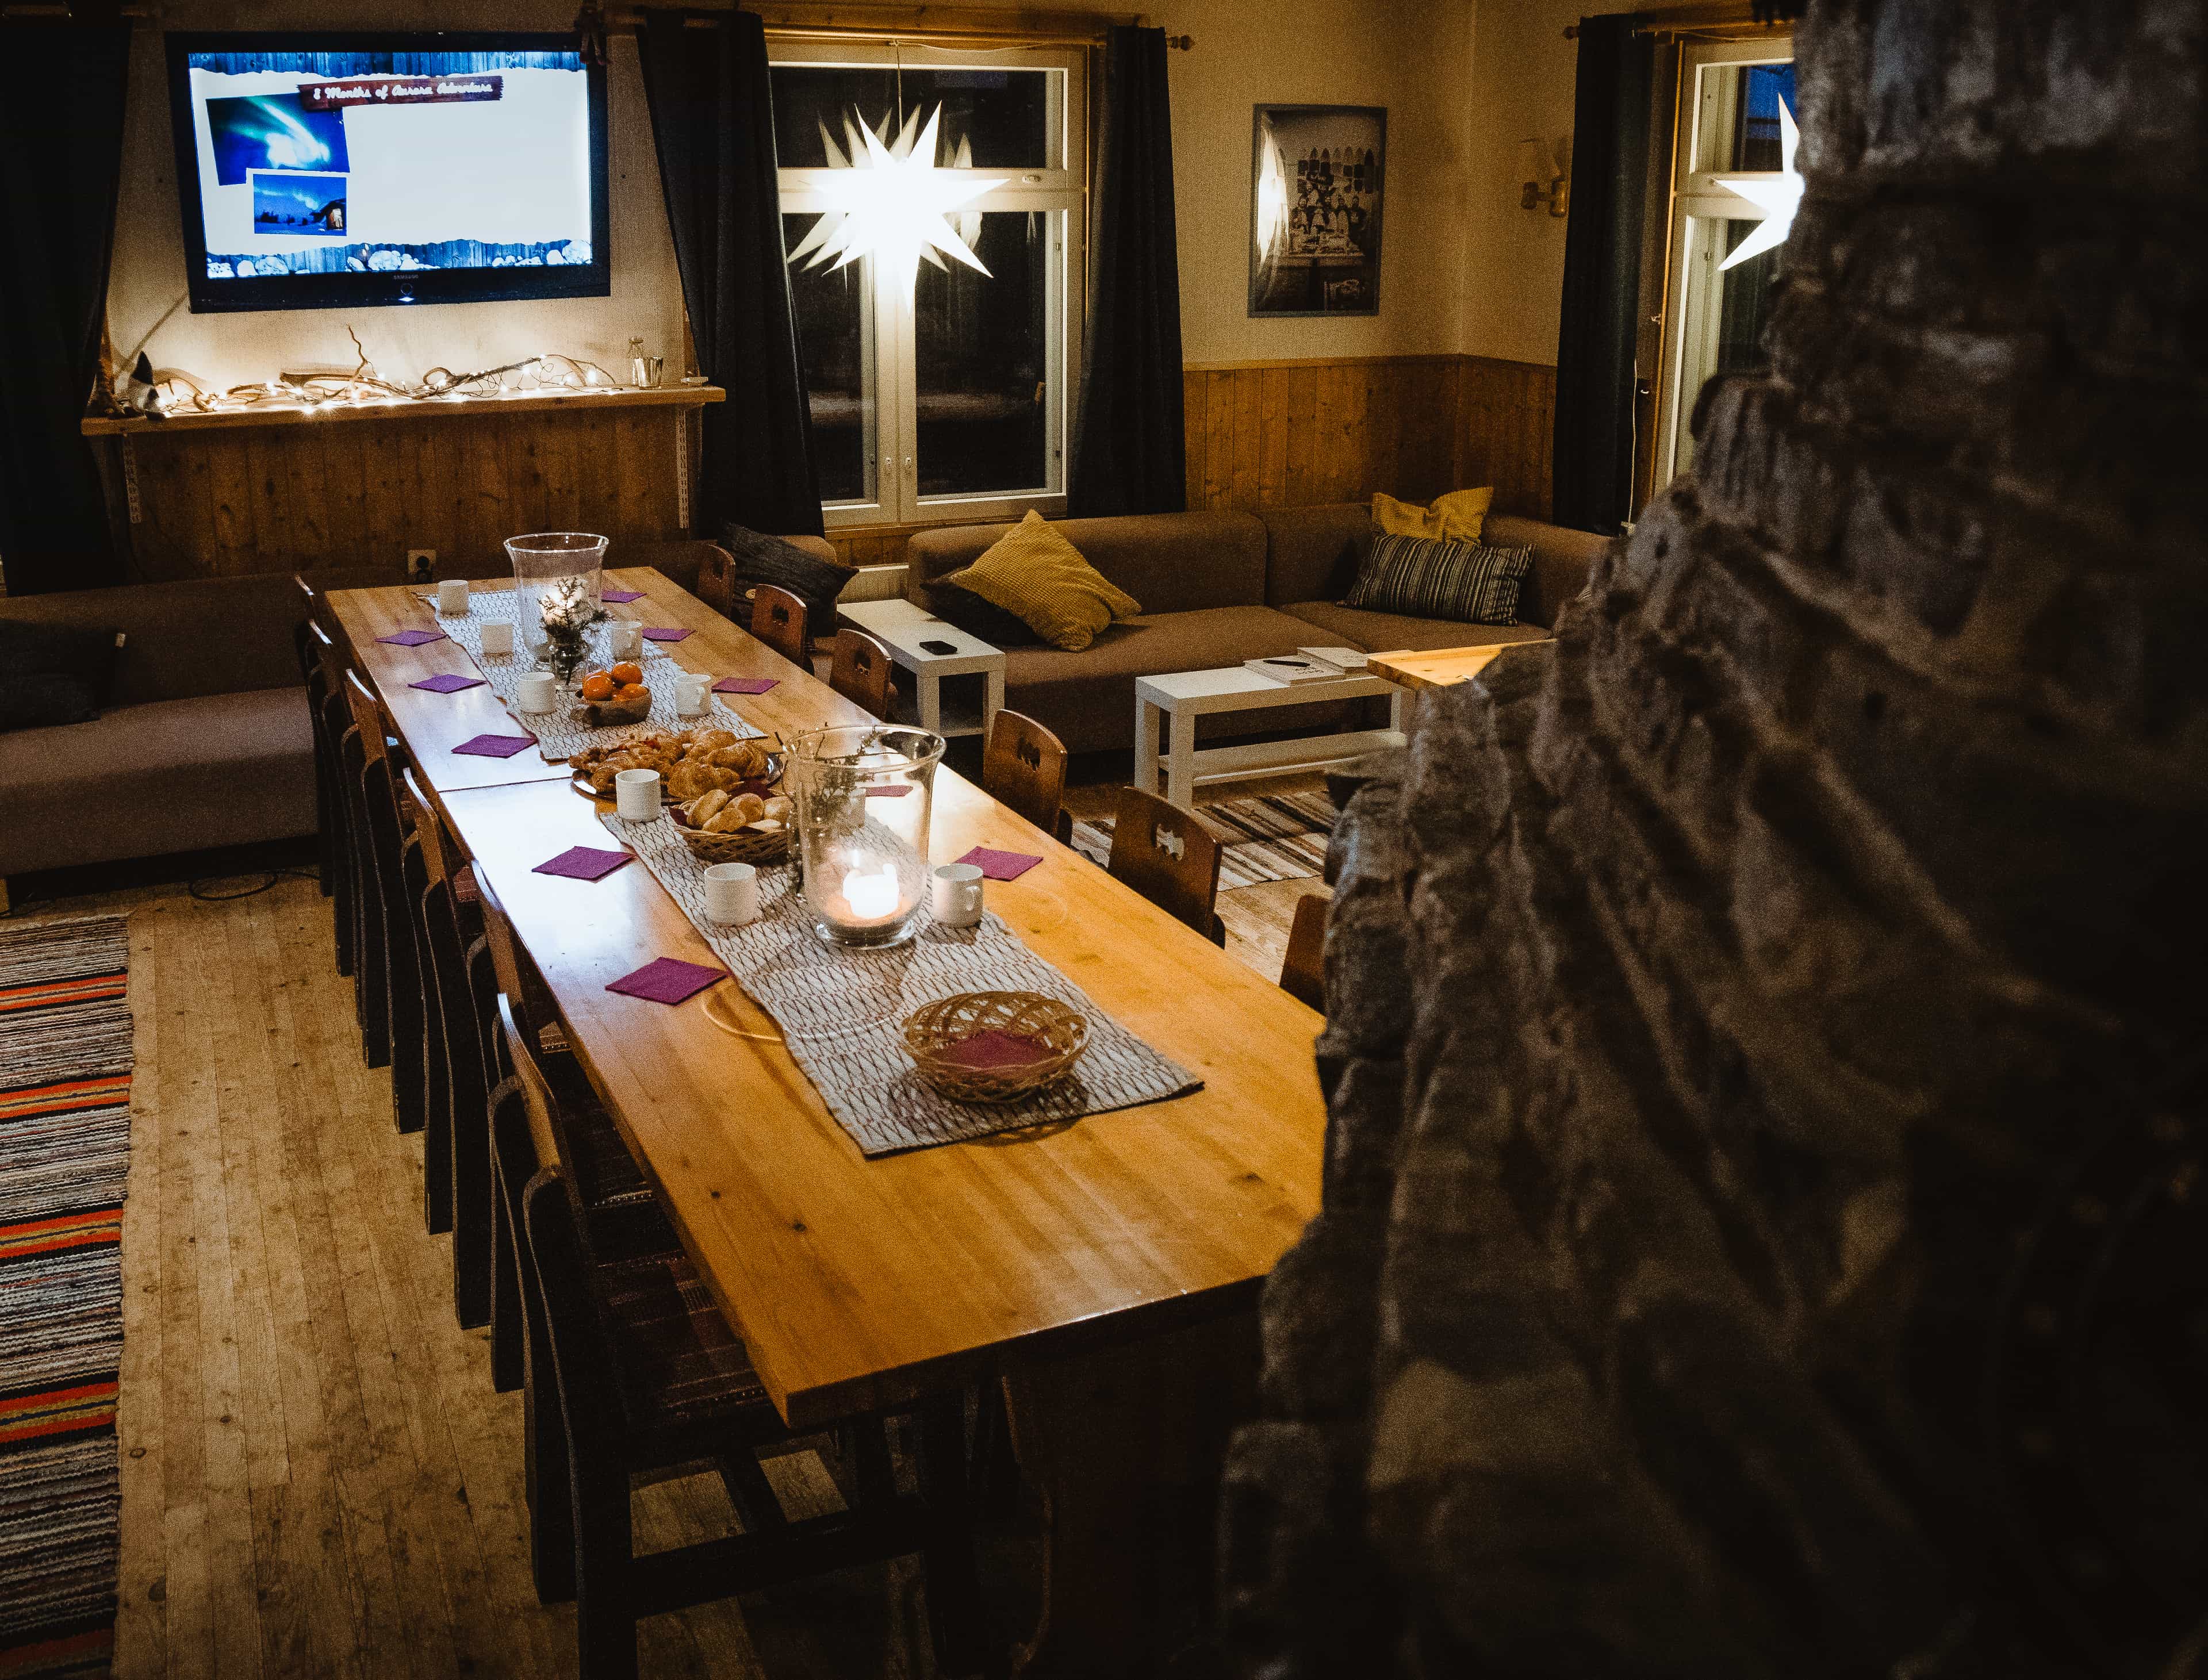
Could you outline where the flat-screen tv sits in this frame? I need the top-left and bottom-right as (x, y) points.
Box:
(166, 32), (610, 313)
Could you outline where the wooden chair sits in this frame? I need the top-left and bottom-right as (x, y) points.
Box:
(1280, 892), (1327, 1011)
(498, 1003), (987, 1678)
(342, 669), (434, 1137)
(303, 620), (355, 979)
(749, 583), (810, 667)
(827, 627), (895, 719)
(293, 580), (343, 911)
(981, 709), (1072, 842)
(405, 768), (501, 1326)
(1106, 787), (1226, 946)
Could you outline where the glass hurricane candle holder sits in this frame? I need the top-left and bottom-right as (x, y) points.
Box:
(787, 724), (946, 949)
(505, 531), (608, 663)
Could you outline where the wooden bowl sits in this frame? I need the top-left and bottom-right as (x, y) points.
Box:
(902, 991), (1089, 1103)
(669, 804), (791, 865)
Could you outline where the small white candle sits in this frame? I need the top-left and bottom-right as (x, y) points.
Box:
(839, 866), (902, 923)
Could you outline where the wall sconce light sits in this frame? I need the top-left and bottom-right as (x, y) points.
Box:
(1518, 137), (1570, 218)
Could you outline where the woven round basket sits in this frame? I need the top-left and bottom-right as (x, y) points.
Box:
(669, 806), (791, 866)
(903, 991), (1089, 1103)
(582, 689), (653, 727)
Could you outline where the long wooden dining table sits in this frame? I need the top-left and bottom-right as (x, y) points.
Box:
(324, 566), (1329, 1674)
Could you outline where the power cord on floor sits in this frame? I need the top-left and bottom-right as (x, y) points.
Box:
(186, 867), (321, 903)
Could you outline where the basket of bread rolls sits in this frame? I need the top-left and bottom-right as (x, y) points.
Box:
(669, 788), (795, 865)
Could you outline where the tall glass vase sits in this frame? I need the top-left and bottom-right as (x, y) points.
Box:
(505, 532), (608, 665)
(787, 725), (946, 948)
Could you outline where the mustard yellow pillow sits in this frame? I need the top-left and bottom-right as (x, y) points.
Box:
(939, 511), (1141, 652)
(1371, 487), (1493, 544)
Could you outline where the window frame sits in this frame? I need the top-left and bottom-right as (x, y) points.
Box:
(1651, 34), (1795, 493)
(769, 37), (1087, 531)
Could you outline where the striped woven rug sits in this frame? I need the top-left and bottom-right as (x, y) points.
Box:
(1070, 791), (1337, 890)
(0, 917), (132, 1680)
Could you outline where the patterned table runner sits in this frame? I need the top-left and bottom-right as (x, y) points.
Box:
(427, 589), (764, 760)
(596, 808), (1202, 1156)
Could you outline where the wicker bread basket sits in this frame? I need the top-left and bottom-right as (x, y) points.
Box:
(902, 991), (1089, 1103)
(668, 805), (791, 866)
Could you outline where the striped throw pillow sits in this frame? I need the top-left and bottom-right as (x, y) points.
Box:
(1342, 531), (1534, 626)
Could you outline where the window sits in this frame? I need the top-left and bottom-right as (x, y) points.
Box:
(1652, 38), (1796, 491)
(771, 41), (1086, 529)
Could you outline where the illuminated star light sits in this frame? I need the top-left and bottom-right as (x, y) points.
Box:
(1716, 97), (1803, 270)
(787, 105), (1006, 297)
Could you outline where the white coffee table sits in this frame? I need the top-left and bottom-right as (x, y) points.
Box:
(1133, 665), (1407, 808)
(836, 597), (1006, 741)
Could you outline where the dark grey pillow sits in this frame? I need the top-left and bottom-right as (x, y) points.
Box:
(1343, 530), (1534, 626)
(0, 619), (124, 731)
(719, 524), (855, 628)
(923, 581), (1040, 648)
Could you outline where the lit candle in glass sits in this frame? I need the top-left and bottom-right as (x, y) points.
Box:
(839, 866), (903, 923)
(789, 724), (948, 949)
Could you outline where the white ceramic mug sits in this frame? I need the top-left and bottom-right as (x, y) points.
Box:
(480, 620), (515, 658)
(436, 578), (470, 615)
(609, 620), (643, 659)
(614, 768), (661, 820)
(516, 671), (557, 713)
(930, 862), (984, 927)
(703, 861), (760, 926)
(674, 671), (711, 716)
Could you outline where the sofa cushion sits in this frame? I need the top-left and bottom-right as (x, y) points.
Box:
(1258, 503), (1372, 607)
(1281, 601), (1557, 655)
(906, 511), (1267, 617)
(716, 524), (856, 624)
(942, 512), (1143, 652)
(0, 688), (316, 876)
(0, 573), (315, 708)
(1373, 486), (1492, 543)
(923, 580), (1042, 647)
(0, 619), (123, 730)
(1343, 532), (1535, 626)
(1000, 604), (1363, 754)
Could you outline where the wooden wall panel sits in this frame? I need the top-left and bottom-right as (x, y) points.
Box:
(114, 405), (689, 580)
(1452, 356), (1558, 523)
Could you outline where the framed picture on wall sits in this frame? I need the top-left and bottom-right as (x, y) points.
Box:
(1249, 104), (1386, 317)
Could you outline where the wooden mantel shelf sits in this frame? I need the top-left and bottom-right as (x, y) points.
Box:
(82, 382), (724, 438)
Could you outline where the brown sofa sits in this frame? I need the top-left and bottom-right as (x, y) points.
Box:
(0, 566), (384, 881)
(902, 503), (1608, 754)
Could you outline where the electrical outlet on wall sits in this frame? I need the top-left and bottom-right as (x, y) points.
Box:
(405, 550), (436, 582)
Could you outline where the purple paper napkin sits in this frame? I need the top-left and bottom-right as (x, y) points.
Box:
(410, 672), (485, 693)
(641, 626), (692, 643)
(378, 628), (446, 646)
(453, 732), (538, 759)
(957, 845), (1042, 882)
(937, 1029), (1053, 1072)
(601, 588), (644, 604)
(865, 784), (912, 798)
(532, 846), (632, 883)
(606, 956), (724, 1006)
(713, 676), (779, 695)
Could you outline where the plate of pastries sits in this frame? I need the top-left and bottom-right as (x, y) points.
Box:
(568, 727), (782, 803)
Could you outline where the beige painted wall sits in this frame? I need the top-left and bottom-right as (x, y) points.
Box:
(108, 0), (684, 396)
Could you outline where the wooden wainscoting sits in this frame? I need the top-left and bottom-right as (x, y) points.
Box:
(1180, 353), (1557, 524)
(92, 390), (709, 582)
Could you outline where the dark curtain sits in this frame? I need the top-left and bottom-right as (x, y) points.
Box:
(1552, 14), (1654, 536)
(1068, 25), (1185, 518)
(0, 21), (132, 594)
(637, 10), (823, 539)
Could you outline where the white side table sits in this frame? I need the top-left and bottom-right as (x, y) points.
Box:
(837, 598), (1006, 741)
(1133, 666), (1408, 809)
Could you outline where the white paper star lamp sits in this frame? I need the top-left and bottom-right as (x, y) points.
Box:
(787, 105), (1006, 297)
(1716, 98), (1803, 270)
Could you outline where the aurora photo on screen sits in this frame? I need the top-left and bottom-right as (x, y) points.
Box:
(167, 34), (609, 310)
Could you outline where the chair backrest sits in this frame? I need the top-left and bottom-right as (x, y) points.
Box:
(827, 628), (894, 718)
(341, 668), (386, 764)
(1280, 893), (1327, 1011)
(750, 584), (810, 666)
(496, 992), (565, 1176)
(1106, 787), (1225, 942)
(470, 865), (554, 1037)
(520, 1165), (620, 1445)
(982, 709), (1069, 838)
(401, 765), (448, 885)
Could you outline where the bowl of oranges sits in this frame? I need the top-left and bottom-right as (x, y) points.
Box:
(578, 661), (652, 726)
